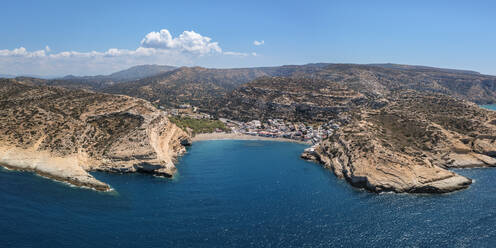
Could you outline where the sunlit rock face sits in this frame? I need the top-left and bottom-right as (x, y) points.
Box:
(0, 79), (190, 190)
(305, 90), (496, 193)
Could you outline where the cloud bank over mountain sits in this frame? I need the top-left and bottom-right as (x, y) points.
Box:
(0, 29), (256, 76)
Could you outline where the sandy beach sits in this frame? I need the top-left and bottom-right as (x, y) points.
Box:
(192, 133), (311, 145)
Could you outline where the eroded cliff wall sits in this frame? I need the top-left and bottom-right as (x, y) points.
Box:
(0, 79), (190, 191)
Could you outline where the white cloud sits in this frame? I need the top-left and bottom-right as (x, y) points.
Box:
(222, 51), (248, 57)
(0, 29), (257, 76)
(0, 47), (46, 58)
(223, 51), (259, 57)
(0, 47), (190, 76)
(140, 29), (221, 55)
(253, 40), (264, 46)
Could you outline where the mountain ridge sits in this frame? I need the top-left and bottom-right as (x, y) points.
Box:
(59, 64), (177, 82)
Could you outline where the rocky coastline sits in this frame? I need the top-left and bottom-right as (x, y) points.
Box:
(4, 77), (496, 194)
(0, 79), (191, 191)
(302, 91), (496, 193)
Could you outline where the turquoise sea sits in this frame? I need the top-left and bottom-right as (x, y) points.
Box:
(481, 104), (496, 111)
(1, 140), (496, 247)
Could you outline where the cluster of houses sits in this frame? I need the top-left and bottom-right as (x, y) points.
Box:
(220, 118), (341, 144)
(158, 104), (343, 144)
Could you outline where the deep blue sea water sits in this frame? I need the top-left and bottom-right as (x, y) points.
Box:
(1, 140), (496, 247)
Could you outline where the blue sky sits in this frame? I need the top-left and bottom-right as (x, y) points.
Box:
(1, 0), (495, 76)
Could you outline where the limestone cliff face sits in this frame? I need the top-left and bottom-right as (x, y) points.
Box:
(0, 79), (190, 191)
(304, 90), (496, 193)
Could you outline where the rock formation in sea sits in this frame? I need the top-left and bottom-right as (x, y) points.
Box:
(303, 90), (496, 193)
(0, 79), (191, 191)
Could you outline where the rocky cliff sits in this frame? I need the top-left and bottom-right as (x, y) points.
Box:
(303, 90), (496, 193)
(0, 79), (190, 191)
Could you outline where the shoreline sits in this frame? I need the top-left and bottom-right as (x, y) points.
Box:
(0, 162), (111, 192)
(192, 133), (312, 145)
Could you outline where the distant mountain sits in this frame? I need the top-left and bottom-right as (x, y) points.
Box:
(55, 64), (177, 87)
(1, 74), (58, 79)
(309, 64), (496, 104)
(102, 64), (337, 108)
(0, 74), (15, 78)
(369, 63), (481, 75)
(100, 63), (496, 112)
(22, 64), (177, 89)
(14, 63), (496, 113)
(107, 64), (177, 81)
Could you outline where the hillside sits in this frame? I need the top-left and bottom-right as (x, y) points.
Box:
(22, 63), (496, 110)
(30, 64), (177, 90)
(370, 63), (481, 75)
(100, 63), (496, 111)
(105, 64), (177, 81)
(0, 79), (190, 191)
(305, 90), (496, 193)
(310, 64), (496, 104)
(212, 77), (366, 122)
(102, 64), (332, 108)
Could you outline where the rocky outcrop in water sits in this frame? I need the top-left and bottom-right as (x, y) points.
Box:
(0, 79), (190, 191)
(303, 90), (496, 193)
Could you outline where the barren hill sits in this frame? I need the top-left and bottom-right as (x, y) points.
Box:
(213, 77), (366, 122)
(25, 63), (496, 110)
(305, 90), (496, 193)
(0, 79), (190, 191)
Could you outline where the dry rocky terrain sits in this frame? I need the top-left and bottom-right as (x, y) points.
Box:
(0, 79), (190, 191)
(34, 63), (496, 111)
(214, 77), (365, 122)
(103, 63), (496, 111)
(303, 90), (496, 193)
(4, 63), (496, 194)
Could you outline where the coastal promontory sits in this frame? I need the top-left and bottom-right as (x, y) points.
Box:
(304, 90), (496, 193)
(0, 79), (190, 191)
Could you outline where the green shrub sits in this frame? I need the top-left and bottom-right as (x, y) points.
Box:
(169, 116), (229, 135)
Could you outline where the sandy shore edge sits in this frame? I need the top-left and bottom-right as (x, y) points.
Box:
(192, 133), (311, 145)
